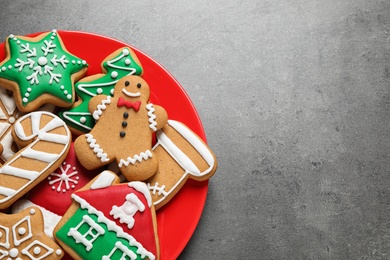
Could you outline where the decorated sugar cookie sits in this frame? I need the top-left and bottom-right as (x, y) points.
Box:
(59, 47), (143, 135)
(0, 30), (88, 112)
(0, 206), (64, 259)
(74, 75), (168, 181)
(0, 111), (71, 209)
(146, 120), (217, 210)
(27, 142), (99, 216)
(54, 170), (159, 260)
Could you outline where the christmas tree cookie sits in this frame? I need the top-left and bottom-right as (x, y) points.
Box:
(59, 47), (143, 134)
(0, 30), (88, 112)
(54, 170), (159, 260)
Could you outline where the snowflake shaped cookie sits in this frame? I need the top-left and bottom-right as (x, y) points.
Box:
(0, 207), (64, 259)
(0, 30), (88, 112)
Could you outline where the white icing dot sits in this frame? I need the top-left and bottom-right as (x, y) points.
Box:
(25, 93), (30, 97)
(60, 85), (65, 90)
(67, 94), (72, 99)
(18, 227), (26, 235)
(125, 58), (131, 65)
(71, 185), (75, 189)
(12, 37), (17, 41)
(56, 249), (62, 255)
(51, 36), (54, 40)
(111, 71), (118, 79)
(8, 65), (12, 70)
(96, 88), (103, 94)
(8, 117), (15, 124)
(82, 60), (87, 65)
(30, 208), (36, 214)
(38, 56), (48, 66)
(33, 246), (41, 255)
(64, 90), (68, 95)
(9, 34), (14, 39)
(27, 87), (32, 92)
(23, 97), (28, 103)
(51, 186), (55, 190)
(72, 167), (76, 170)
(123, 49), (129, 55)
(110, 89), (114, 95)
(77, 60), (81, 65)
(16, 40), (20, 44)
(80, 117), (86, 123)
(1, 67), (6, 72)
(9, 248), (18, 257)
(76, 176), (80, 180)
(72, 60), (76, 64)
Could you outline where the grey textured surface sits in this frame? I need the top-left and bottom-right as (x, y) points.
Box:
(1, 0), (390, 259)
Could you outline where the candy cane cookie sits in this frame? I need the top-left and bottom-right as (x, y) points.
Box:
(0, 111), (71, 209)
(146, 120), (217, 210)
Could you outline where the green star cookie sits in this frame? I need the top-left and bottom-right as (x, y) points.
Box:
(0, 29), (88, 112)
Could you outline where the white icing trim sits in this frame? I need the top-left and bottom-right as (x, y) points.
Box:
(85, 134), (110, 162)
(71, 194), (155, 260)
(146, 103), (157, 131)
(128, 182), (152, 207)
(90, 171), (116, 190)
(118, 150), (152, 167)
(92, 96), (111, 120)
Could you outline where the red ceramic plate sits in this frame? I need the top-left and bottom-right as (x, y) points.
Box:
(0, 30), (209, 259)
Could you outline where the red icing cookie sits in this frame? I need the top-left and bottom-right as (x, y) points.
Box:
(54, 170), (159, 260)
(27, 142), (100, 216)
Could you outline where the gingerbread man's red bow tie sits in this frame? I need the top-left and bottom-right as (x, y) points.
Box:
(117, 97), (141, 111)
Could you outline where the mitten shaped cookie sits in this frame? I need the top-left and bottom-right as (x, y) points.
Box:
(74, 75), (168, 181)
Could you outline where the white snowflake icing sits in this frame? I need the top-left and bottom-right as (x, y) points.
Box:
(48, 162), (79, 193)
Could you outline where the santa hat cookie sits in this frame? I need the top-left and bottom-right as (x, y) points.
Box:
(54, 170), (159, 260)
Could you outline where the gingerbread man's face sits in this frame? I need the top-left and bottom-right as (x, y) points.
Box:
(114, 75), (150, 102)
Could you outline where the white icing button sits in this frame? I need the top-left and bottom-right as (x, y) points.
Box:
(72, 60), (76, 64)
(82, 60), (87, 65)
(9, 248), (18, 257)
(77, 60), (81, 65)
(27, 87), (32, 92)
(64, 90), (68, 95)
(60, 85), (65, 90)
(38, 56), (48, 66)
(96, 88), (103, 94)
(30, 208), (36, 215)
(67, 94), (72, 99)
(22, 98), (28, 103)
(52, 186), (55, 190)
(111, 71), (118, 79)
(56, 249), (62, 255)
(33, 246), (41, 255)
(1, 67), (6, 71)
(25, 93), (30, 97)
(80, 117), (86, 123)
(110, 89), (114, 95)
(123, 49), (129, 55)
(8, 117), (15, 124)
(125, 58), (131, 65)
(8, 65), (12, 70)
(18, 227), (26, 235)
(9, 34), (14, 38)
(16, 40), (20, 44)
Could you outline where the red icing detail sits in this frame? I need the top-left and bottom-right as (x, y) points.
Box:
(28, 143), (100, 216)
(75, 184), (157, 256)
(117, 97), (141, 111)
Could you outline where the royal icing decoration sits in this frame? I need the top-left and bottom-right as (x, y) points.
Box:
(0, 207), (63, 259)
(0, 30), (88, 111)
(146, 120), (217, 209)
(55, 171), (158, 260)
(0, 111), (71, 209)
(59, 47), (142, 133)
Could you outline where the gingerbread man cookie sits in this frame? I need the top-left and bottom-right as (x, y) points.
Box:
(74, 75), (167, 181)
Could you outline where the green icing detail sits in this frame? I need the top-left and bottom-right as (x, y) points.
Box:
(0, 30), (88, 106)
(58, 47), (142, 133)
(56, 207), (145, 259)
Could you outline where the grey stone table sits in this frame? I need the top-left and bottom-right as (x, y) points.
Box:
(0, 0), (389, 259)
